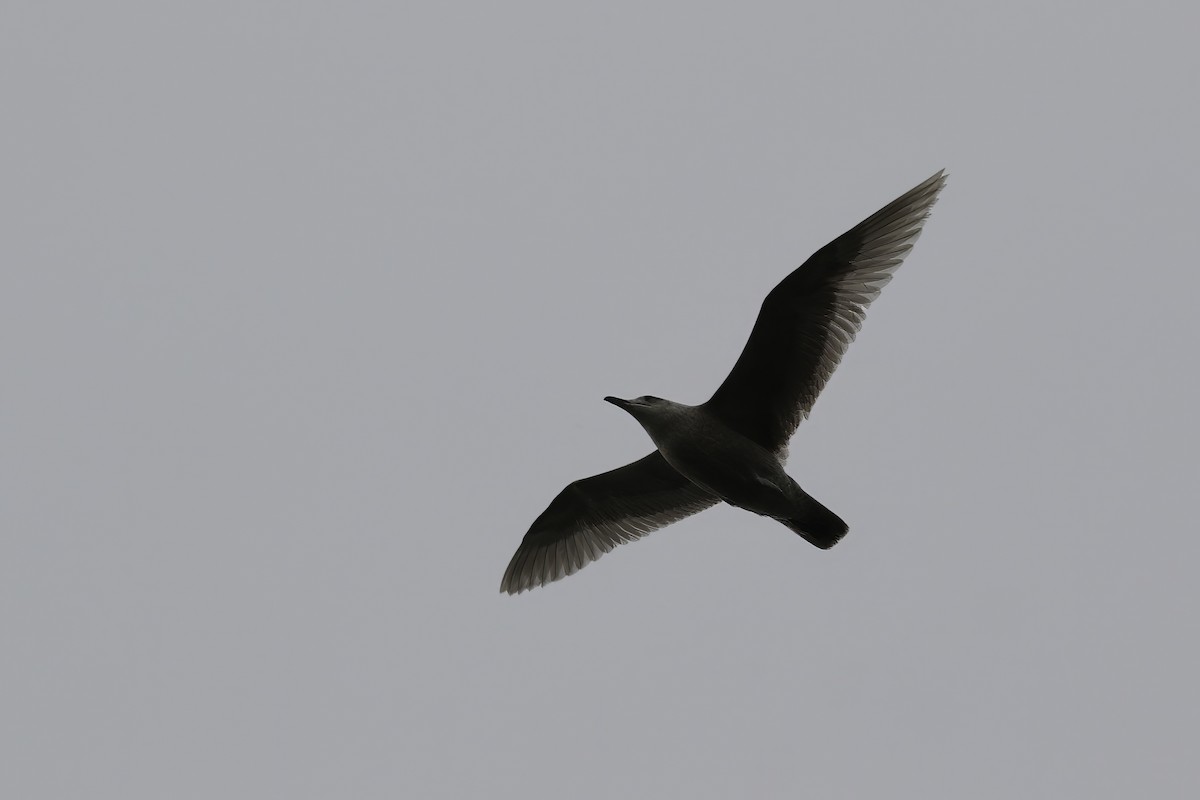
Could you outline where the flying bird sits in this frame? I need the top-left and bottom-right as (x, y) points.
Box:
(501, 171), (947, 594)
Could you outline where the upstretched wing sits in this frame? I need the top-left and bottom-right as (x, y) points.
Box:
(501, 452), (718, 594)
(703, 170), (947, 454)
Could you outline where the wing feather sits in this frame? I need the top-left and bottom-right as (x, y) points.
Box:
(703, 170), (947, 453)
(500, 452), (718, 594)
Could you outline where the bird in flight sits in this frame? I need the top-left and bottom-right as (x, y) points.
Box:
(501, 171), (947, 594)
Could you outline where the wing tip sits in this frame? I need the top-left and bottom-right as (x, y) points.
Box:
(917, 168), (949, 205)
(498, 548), (590, 595)
(499, 528), (607, 596)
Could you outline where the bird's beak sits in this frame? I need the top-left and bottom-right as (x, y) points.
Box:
(604, 396), (632, 410)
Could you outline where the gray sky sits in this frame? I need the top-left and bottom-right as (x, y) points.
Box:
(4, 2), (1198, 797)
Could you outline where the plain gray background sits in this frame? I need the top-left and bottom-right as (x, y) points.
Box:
(4, 2), (1198, 797)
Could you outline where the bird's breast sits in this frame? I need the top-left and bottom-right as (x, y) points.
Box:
(650, 419), (793, 515)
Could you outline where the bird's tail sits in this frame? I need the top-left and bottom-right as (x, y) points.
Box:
(778, 491), (848, 549)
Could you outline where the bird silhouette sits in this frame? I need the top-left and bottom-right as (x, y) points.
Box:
(502, 171), (947, 594)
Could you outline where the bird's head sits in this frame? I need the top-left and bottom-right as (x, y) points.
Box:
(603, 394), (688, 427)
(603, 395), (664, 415)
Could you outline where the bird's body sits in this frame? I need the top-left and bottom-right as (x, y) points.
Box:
(604, 396), (846, 548)
(501, 171), (947, 594)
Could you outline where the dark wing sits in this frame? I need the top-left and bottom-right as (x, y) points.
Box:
(501, 452), (718, 594)
(703, 170), (947, 454)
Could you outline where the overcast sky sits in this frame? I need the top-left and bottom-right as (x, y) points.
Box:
(4, 2), (1199, 798)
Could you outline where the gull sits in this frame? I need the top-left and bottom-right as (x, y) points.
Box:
(501, 171), (947, 594)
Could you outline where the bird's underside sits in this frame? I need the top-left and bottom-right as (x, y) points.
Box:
(501, 170), (947, 594)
